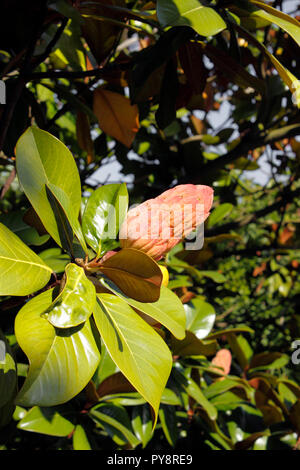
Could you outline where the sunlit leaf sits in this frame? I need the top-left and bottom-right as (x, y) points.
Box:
(15, 127), (86, 251)
(17, 406), (75, 437)
(93, 294), (173, 425)
(15, 289), (100, 407)
(132, 404), (153, 448)
(100, 277), (186, 339)
(157, 0), (226, 37)
(89, 402), (140, 447)
(73, 424), (92, 450)
(93, 87), (139, 147)
(44, 263), (96, 329)
(38, 248), (70, 274)
(208, 203), (233, 227)
(184, 297), (216, 339)
(0, 222), (52, 296)
(82, 183), (128, 257)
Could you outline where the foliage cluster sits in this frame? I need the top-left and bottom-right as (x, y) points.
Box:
(0, 0), (300, 451)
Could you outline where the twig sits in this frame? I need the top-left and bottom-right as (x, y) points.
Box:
(0, 167), (16, 199)
(25, 62), (127, 80)
(32, 17), (68, 68)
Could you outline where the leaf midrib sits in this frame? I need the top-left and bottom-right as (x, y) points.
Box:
(0, 254), (52, 272)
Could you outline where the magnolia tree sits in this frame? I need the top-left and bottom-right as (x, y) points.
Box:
(0, 0), (300, 452)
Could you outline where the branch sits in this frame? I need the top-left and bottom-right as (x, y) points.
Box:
(0, 167), (16, 199)
(190, 122), (300, 184)
(25, 61), (126, 80)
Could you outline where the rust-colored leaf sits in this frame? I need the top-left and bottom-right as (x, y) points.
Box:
(97, 372), (136, 398)
(93, 87), (139, 148)
(252, 262), (267, 277)
(98, 248), (162, 302)
(190, 114), (205, 135)
(279, 225), (295, 245)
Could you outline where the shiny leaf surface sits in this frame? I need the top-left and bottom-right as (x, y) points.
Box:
(0, 222), (52, 296)
(15, 289), (100, 407)
(82, 183), (128, 256)
(100, 277), (186, 339)
(15, 127), (84, 249)
(93, 294), (172, 424)
(157, 0), (226, 37)
(45, 263), (96, 329)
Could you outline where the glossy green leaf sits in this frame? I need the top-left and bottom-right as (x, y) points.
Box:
(17, 406), (75, 436)
(157, 0), (226, 37)
(102, 392), (146, 407)
(207, 203), (233, 227)
(0, 330), (17, 407)
(249, 352), (289, 371)
(93, 340), (119, 388)
(183, 374), (217, 420)
(93, 294), (172, 425)
(15, 127), (86, 250)
(82, 183), (128, 257)
(203, 377), (251, 400)
(161, 388), (183, 406)
(194, 270), (226, 283)
(210, 390), (247, 410)
(159, 405), (179, 447)
(46, 183), (87, 254)
(73, 424), (92, 450)
(0, 222), (52, 296)
(15, 289), (100, 407)
(90, 403), (140, 448)
(44, 263), (96, 329)
(184, 297), (216, 339)
(132, 404), (153, 448)
(38, 247), (70, 273)
(250, 0), (300, 47)
(100, 277), (186, 339)
(226, 333), (249, 370)
(208, 326), (254, 340)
